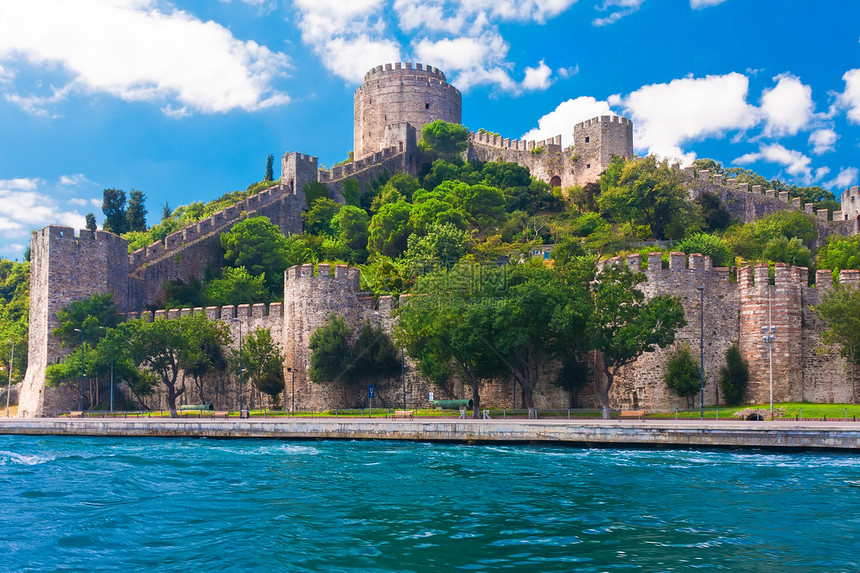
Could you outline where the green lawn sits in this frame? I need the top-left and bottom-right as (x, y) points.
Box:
(648, 402), (860, 420)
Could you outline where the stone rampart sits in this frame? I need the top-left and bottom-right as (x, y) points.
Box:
(596, 252), (857, 411)
(18, 227), (130, 417)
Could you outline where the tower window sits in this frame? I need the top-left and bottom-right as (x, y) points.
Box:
(585, 136), (590, 143)
(586, 164), (591, 169)
(425, 102), (430, 109)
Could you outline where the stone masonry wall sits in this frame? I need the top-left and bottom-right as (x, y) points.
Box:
(18, 227), (129, 417)
(354, 62), (461, 160)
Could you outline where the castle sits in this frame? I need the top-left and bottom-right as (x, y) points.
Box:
(16, 63), (860, 417)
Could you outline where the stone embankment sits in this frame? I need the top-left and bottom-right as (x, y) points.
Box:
(1, 419), (859, 450)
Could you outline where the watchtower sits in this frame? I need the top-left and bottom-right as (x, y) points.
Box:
(354, 63), (462, 160)
(572, 115), (634, 184)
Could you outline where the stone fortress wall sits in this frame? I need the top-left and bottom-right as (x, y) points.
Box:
(466, 115), (634, 190)
(15, 62), (860, 416)
(596, 253), (860, 412)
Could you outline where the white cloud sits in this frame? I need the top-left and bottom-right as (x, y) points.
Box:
(617, 73), (759, 163)
(521, 96), (616, 147)
(521, 60), (553, 91)
(760, 73), (814, 137)
(0, 178), (41, 191)
(592, 0), (644, 26)
(294, 0), (571, 92)
(690, 0), (729, 8)
(826, 167), (859, 191)
(59, 173), (88, 187)
(735, 144), (815, 184)
(808, 129), (838, 155)
(0, 186), (86, 239)
(0, 0), (291, 116)
(840, 68), (860, 123)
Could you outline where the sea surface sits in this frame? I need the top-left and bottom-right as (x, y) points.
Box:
(0, 436), (858, 572)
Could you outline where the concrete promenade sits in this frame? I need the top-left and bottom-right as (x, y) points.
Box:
(1, 417), (860, 450)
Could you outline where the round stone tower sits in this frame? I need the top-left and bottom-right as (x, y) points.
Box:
(354, 62), (462, 160)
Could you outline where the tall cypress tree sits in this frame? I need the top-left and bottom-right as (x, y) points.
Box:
(125, 189), (148, 232)
(85, 213), (97, 232)
(265, 154), (274, 182)
(102, 188), (127, 235)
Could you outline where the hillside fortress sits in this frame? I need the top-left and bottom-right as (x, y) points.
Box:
(16, 63), (860, 417)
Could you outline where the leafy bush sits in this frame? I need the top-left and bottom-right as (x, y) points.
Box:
(720, 344), (749, 406)
(678, 233), (732, 267)
(664, 345), (701, 407)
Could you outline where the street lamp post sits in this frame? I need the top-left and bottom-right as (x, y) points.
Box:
(697, 286), (704, 419)
(110, 361), (114, 413)
(231, 319), (243, 416)
(401, 348), (406, 411)
(5, 342), (13, 417)
(762, 326), (776, 419)
(73, 328), (84, 411)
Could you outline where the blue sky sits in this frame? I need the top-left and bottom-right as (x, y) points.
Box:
(0, 0), (858, 259)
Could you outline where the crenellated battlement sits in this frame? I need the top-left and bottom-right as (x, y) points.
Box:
(124, 301), (284, 323)
(364, 62), (448, 83)
(35, 226), (127, 247)
(128, 184), (283, 270)
(573, 115), (633, 131)
(284, 263), (361, 291)
(324, 145), (400, 181)
(469, 131), (562, 153)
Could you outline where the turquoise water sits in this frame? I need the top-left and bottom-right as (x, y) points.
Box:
(0, 437), (859, 572)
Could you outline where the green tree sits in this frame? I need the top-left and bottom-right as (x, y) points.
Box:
(232, 327), (285, 407)
(368, 200), (413, 257)
(125, 314), (231, 417)
(719, 344), (749, 406)
(587, 265), (687, 418)
(204, 267), (269, 306)
(473, 260), (591, 411)
(183, 330), (227, 405)
(303, 181), (330, 209)
(102, 188), (127, 234)
(395, 264), (506, 416)
(351, 322), (401, 388)
(53, 293), (119, 348)
(85, 213), (97, 232)
(598, 156), (695, 239)
(817, 235), (860, 279)
(221, 216), (289, 293)
(418, 120), (471, 161)
(333, 206), (370, 252)
(161, 202), (172, 222)
(678, 233), (732, 267)
(125, 189), (148, 233)
(695, 192), (731, 232)
(763, 236), (811, 267)
(302, 198), (341, 236)
(553, 352), (592, 408)
(664, 345), (701, 408)
(405, 223), (469, 268)
(308, 314), (352, 385)
(815, 286), (860, 402)
(265, 154), (274, 182)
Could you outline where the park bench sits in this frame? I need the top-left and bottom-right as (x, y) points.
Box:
(619, 410), (645, 420)
(213, 411), (230, 419)
(393, 410), (414, 419)
(69, 411), (84, 418)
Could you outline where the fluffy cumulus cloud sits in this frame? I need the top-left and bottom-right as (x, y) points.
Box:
(808, 129), (838, 155)
(826, 167), (859, 191)
(735, 144), (815, 185)
(0, 0), (291, 116)
(760, 74), (815, 137)
(0, 178), (90, 256)
(521, 96), (616, 147)
(293, 0), (574, 92)
(840, 68), (860, 124)
(614, 73), (759, 164)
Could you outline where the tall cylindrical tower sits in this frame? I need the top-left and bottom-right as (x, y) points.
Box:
(354, 62), (462, 160)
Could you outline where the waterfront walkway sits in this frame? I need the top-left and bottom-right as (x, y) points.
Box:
(1, 417), (860, 450)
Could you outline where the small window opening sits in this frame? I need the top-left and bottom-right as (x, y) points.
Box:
(585, 136), (590, 143)
(586, 164), (591, 169)
(425, 102), (430, 109)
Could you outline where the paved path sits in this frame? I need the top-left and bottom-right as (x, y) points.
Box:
(1, 417), (860, 450)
